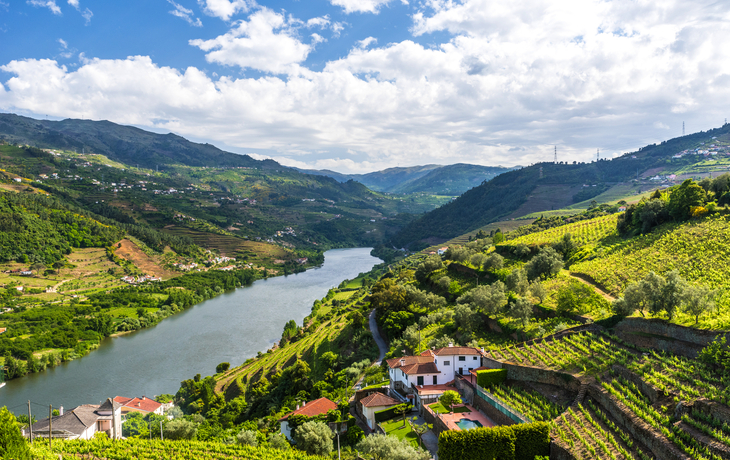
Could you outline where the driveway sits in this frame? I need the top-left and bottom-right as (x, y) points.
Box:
(369, 308), (387, 364)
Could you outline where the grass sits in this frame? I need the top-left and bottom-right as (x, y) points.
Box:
(362, 380), (390, 390)
(380, 417), (420, 447)
(428, 402), (470, 414)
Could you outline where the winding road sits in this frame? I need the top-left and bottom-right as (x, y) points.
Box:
(369, 308), (388, 364)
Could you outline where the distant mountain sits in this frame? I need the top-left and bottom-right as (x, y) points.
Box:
(0, 113), (279, 169)
(389, 123), (730, 249)
(295, 164), (516, 195)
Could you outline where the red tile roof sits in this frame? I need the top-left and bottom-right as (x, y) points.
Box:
(114, 396), (162, 413)
(386, 356), (433, 369)
(400, 362), (439, 375)
(0, 328), (6, 334)
(359, 393), (401, 408)
(433, 346), (483, 356)
(279, 397), (337, 421)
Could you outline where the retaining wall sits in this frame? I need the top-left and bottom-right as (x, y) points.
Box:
(471, 389), (519, 427)
(587, 383), (690, 460)
(614, 318), (728, 358)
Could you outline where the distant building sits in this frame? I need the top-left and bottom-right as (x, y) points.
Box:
(113, 396), (164, 417)
(278, 397), (337, 441)
(437, 247), (448, 255)
(24, 399), (122, 440)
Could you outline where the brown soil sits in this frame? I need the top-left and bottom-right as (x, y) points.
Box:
(114, 239), (178, 279)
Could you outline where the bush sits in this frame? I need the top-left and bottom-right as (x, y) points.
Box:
(236, 429), (258, 446)
(437, 422), (549, 460)
(216, 362), (230, 373)
(0, 407), (31, 460)
(346, 426), (364, 445)
(438, 426), (515, 460)
(476, 369), (507, 388)
(293, 420), (333, 457)
(375, 404), (412, 423)
(163, 419), (197, 440)
(267, 432), (290, 450)
(357, 433), (430, 460)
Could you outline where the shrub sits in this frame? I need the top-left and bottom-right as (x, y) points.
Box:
(293, 420), (333, 457)
(236, 429), (258, 446)
(437, 422), (549, 460)
(216, 362), (230, 373)
(476, 369), (507, 388)
(357, 433), (430, 460)
(512, 422), (550, 460)
(163, 419), (197, 440)
(0, 407), (31, 460)
(375, 404), (412, 423)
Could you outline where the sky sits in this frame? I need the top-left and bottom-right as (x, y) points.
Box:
(1, 0), (729, 173)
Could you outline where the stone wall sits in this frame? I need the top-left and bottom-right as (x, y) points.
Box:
(611, 364), (658, 403)
(502, 362), (582, 393)
(550, 441), (578, 460)
(693, 399), (730, 426)
(615, 318), (728, 358)
(454, 376), (475, 405)
(587, 383), (691, 460)
(471, 391), (519, 427)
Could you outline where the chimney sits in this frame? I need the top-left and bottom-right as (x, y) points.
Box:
(400, 359), (405, 366)
(303, 401), (306, 407)
(59, 406), (64, 415)
(448, 343), (453, 347)
(296, 404), (300, 410)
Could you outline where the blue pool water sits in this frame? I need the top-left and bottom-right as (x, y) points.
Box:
(456, 419), (484, 430)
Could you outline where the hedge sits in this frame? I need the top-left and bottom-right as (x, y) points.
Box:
(477, 368), (507, 388)
(437, 422), (549, 460)
(374, 404), (412, 423)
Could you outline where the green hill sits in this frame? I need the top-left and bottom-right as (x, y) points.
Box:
(390, 123), (730, 249)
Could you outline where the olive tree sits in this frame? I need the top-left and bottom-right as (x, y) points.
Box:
(293, 421), (333, 457)
(357, 434), (430, 460)
(525, 247), (564, 280)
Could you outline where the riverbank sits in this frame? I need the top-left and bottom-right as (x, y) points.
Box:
(1, 248), (382, 412)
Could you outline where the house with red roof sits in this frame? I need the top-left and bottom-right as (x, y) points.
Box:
(113, 396), (164, 417)
(358, 392), (401, 430)
(278, 397), (338, 440)
(386, 344), (486, 409)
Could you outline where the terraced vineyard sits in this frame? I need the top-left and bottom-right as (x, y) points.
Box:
(554, 400), (650, 460)
(571, 215), (730, 328)
(627, 350), (730, 405)
(502, 214), (619, 247)
(489, 383), (563, 422)
(486, 331), (637, 376)
(44, 438), (325, 460)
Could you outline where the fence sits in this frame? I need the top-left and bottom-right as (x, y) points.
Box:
(475, 384), (531, 424)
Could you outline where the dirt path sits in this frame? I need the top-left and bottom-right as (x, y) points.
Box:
(569, 272), (616, 302)
(114, 239), (177, 279)
(369, 309), (387, 364)
(46, 279), (70, 293)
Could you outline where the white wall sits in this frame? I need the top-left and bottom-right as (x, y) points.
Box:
(435, 354), (480, 382)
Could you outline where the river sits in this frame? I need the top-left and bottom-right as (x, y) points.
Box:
(1, 248), (380, 413)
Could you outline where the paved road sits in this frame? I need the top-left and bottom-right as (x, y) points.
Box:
(369, 309), (388, 364)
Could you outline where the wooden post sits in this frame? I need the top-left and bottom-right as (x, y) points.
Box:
(48, 405), (52, 449)
(27, 401), (33, 444)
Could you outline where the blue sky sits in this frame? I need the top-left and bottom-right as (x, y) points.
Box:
(1, 0), (729, 173)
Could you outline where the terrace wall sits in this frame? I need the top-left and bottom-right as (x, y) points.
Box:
(471, 389), (519, 427)
(615, 318), (728, 358)
(550, 441), (578, 460)
(587, 383), (691, 460)
(611, 364), (658, 403)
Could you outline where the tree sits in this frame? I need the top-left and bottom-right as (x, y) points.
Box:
(683, 284), (717, 325)
(357, 433), (430, 460)
(513, 244), (531, 259)
(236, 429), (259, 446)
(216, 362), (230, 373)
(415, 255), (443, 282)
(492, 232), (505, 245)
(458, 281), (507, 317)
(346, 426), (364, 445)
(122, 411), (149, 438)
(510, 297), (533, 326)
(613, 282), (648, 317)
(668, 179), (707, 221)
(268, 432), (290, 450)
(294, 421), (334, 457)
(0, 407), (31, 460)
(469, 253), (487, 269)
(482, 253), (504, 271)
(454, 304), (479, 334)
(556, 281), (605, 316)
(525, 247), (564, 280)
(163, 419), (197, 440)
(506, 268), (528, 296)
(529, 280), (546, 304)
(439, 390), (462, 412)
(394, 403), (411, 428)
(553, 233), (578, 260)
(436, 276), (452, 294)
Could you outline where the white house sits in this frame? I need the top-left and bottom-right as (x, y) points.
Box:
(278, 397), (337, 441)
(359, 393), (401, 430)
(24, 399), (122, 440)
(387, 345), (485, 408)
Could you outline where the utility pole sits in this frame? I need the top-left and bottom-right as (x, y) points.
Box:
(28, 401), (33, 444)
(111, 398), (117, 441)
(160, 421), (164, 440)
(683, 122), (685, 136)
(597, 148), (600, 162)
(49, 405), (52, 449)
(554, 146), (557, 164)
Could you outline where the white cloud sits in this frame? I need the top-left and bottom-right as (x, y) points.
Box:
(67, 0), (78, 7)
(198, 0), (253, 21)
(168, 0), (203, 27)
(80, 7), (92, 24)
(311, 33), (326, 45)
(58, 38), (67, 49)
(190, 9), (311, 74)
(357, 37), (377, 49)
(3, 0), (730, 172)
(330, 0), (392, 14)
(27, 0), (61, 15)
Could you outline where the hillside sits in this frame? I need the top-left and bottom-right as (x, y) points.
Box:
(390, 123), (730, 249)
(296, 163), (515, 196)
(0, 113), (275, 169)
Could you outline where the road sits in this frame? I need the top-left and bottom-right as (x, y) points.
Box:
(369, 308), (387, 364)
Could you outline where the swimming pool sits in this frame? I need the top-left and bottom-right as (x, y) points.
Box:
(456, 419), (484, 430)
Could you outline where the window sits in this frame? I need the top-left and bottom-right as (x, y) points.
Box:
(443, 360), (450, 365)
(458, 356), (466, 361)
(473, 356), (478, 360)
(433, 376), (438, 385)
(418, 376), (424, 386)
